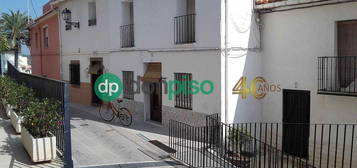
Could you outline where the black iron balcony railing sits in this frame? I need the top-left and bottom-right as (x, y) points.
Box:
(88, 18), (97, 26)
(318, 56), (357, 96)
(120, 24), (134, 48)
(169, 114), (357, 168)
(174, 14), (195, 44)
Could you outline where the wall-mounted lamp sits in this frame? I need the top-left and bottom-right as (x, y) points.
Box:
(61, 8), (80, 29)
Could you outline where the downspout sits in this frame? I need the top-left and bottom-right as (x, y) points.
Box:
(224, 0), (228, 124)
(57, 8), (63, 80)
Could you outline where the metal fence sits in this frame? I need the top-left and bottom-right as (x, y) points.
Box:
(169, 114), (357, 168)
(318, 56), (357, 96)
(120, 24), (134, 48)
(174, 14), (196, 44)
(7, 62), (73, 168)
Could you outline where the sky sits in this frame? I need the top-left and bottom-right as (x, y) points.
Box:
(0, 0), (49, 55)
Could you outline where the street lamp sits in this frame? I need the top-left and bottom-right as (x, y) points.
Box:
(61, 8), (80, 29)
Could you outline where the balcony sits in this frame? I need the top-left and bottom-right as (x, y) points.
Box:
(318, 56), (357, 96)
(174, 14), (195, 44)
(120, 24), (134, 48)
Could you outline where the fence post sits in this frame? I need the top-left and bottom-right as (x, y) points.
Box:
(63, 83), (73, 168)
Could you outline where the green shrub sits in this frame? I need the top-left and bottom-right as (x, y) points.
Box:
(0, 76), (16, 100)
(22, 98), (62, 138)
(16, 84), (35, 115)
(0, 76), (35, 115)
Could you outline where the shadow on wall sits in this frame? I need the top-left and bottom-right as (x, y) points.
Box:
(231, 12), (263, 124)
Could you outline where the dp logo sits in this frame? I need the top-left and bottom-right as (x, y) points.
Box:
(94, 73), (123, 102)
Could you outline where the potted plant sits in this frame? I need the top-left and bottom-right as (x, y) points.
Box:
(227, 127), (254, 161)
(21, 98), (61, 162)
(0, 77), (17, 118)
(9, 84), (35, 133)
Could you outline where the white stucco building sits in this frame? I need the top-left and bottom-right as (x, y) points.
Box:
(53, 0), (223, 126)
(51, 0), (357, 127)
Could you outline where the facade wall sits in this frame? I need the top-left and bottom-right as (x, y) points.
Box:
(58, 0), (222, 124)
(223, 0), (263, 123)
(260, 2), (357, 123)
(30, 13), (61, 80)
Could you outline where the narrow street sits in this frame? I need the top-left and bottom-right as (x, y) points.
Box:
(70, 104), (185, 168)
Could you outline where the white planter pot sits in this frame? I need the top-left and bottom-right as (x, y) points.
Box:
(10, 110), (23, 134)
(21, 127), (57, 163)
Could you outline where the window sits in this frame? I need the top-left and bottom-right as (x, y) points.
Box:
(123, 71), (134, 99)
(174, 0), (195, 44)
(35, 32), (38, 48)
(43, 27), (49, 48)
(69, 61), (80, 85)
(337, 20), (357, 88)
(88, 2), (97, 26)
(186, 0), (195, 14)
(121, 2), (134, 48)
(174, 73), (192, 110)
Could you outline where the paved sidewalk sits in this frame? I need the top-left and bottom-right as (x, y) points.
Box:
(70, 103), (185, 168)
(0, 106), (63, 168)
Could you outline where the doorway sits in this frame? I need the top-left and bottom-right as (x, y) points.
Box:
(282, 89), (310, 159)
(150, 82), (162, 122)
(142, 63), (162, 123)
(90, 58), (103, 106)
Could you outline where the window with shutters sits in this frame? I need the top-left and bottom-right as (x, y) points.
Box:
(43, 27), (49, 48)
(123, 71), (134, 99)
(70, 61), (80, 85)
(174, 73), (192, 110)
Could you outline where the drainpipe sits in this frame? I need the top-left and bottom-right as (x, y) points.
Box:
(57, 8), (64, 80)
(224, 0), (229, 124)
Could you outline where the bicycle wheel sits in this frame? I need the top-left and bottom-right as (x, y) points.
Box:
(118, 107), (132, 126)
(99, 103), (115, 121)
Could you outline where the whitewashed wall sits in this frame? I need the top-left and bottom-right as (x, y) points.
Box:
(222, 0), (263, 123)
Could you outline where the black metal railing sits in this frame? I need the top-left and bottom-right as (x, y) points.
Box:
(88, 18), (97, 26)
(174, 14), (195, 44)
(120, 24), (134, 48)
(318, 56), (357, 96)
(7, 62), (73, 167)
(169, 114), (357, 168)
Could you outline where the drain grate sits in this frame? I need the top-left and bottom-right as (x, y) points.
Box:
(149, 140), (176, 153)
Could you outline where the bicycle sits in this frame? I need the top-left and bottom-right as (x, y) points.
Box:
(98, 99), (133, 126)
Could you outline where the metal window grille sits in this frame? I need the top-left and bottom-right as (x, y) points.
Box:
(120, 24), (134, 48)
(174, 73), (192, 110)
(174, 14), (196, 44)
(123, 71), (134, 99)
(69, 63), (80, 85)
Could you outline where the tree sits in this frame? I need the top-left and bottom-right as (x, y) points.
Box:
(0, 10), (30, 68)
(0, 19), (9, 52)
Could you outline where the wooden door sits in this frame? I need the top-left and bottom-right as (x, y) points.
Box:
(150, 82), (162, 122)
